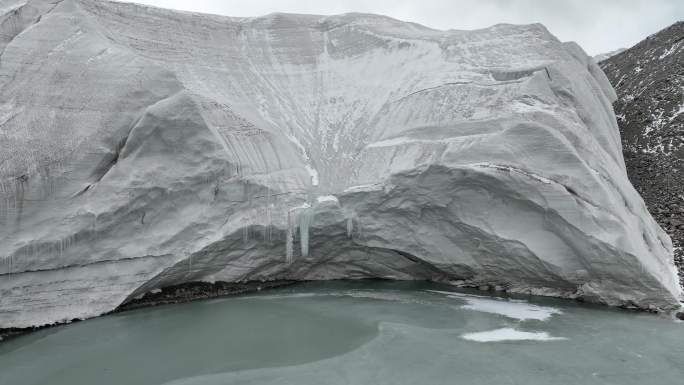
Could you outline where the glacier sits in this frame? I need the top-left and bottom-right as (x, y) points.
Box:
(0, 0), (681, 328)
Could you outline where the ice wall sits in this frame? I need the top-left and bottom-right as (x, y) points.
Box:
(0, 0), (680, 328)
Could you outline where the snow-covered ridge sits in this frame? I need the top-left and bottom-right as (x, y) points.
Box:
(0, 0), (680, 328)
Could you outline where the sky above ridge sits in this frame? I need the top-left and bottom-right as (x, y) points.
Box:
(117, 0), (683, 55)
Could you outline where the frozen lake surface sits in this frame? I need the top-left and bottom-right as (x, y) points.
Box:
(1, 281), (683, 385)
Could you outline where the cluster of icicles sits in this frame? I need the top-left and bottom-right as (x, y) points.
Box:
(282, 202), (357, 264)
(0, 158), (363, 278)
(1, 175), (83, 280)
(232, 152), (361, 265)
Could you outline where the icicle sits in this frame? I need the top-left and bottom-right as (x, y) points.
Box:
(262, 188), (270, 241)
(243, 183), (251, 245)
(285, 211), (294, 263)
(299, 206), (314, 257)
(243, 222), (249, 245)
(266, 188), (272, 242)
(346, 217), (353, 238)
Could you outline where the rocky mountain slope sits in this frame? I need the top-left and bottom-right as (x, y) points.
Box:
(0, 0), (680, 328)
(599, 21), (684, 285)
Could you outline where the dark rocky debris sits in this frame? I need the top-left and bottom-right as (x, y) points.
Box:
(113, 280), (295, 312)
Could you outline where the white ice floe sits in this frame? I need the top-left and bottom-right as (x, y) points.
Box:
(461, 327), (567, 342)
(427, 290), (562, 321)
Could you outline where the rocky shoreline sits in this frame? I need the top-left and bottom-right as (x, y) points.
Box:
(114, 280), (296, 312)
(0, 280), (296, 343)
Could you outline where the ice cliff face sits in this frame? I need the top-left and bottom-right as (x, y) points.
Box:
(0, 0), (680, 328)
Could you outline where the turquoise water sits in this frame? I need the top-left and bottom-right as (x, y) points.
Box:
(1, 281), (682, 385)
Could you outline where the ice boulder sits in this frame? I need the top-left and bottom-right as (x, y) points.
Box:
(0, 0), (680, 328)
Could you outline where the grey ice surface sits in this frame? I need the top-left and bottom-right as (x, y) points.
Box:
(0, 281), (683, 385)
(0, 0), (680, 328)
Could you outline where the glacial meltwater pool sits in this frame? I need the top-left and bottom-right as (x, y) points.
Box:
(1, 281), (683, 385)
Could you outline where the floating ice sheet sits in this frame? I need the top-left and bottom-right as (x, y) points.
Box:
(461, 327), (567, 342)
(427, 290), (562, 321)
